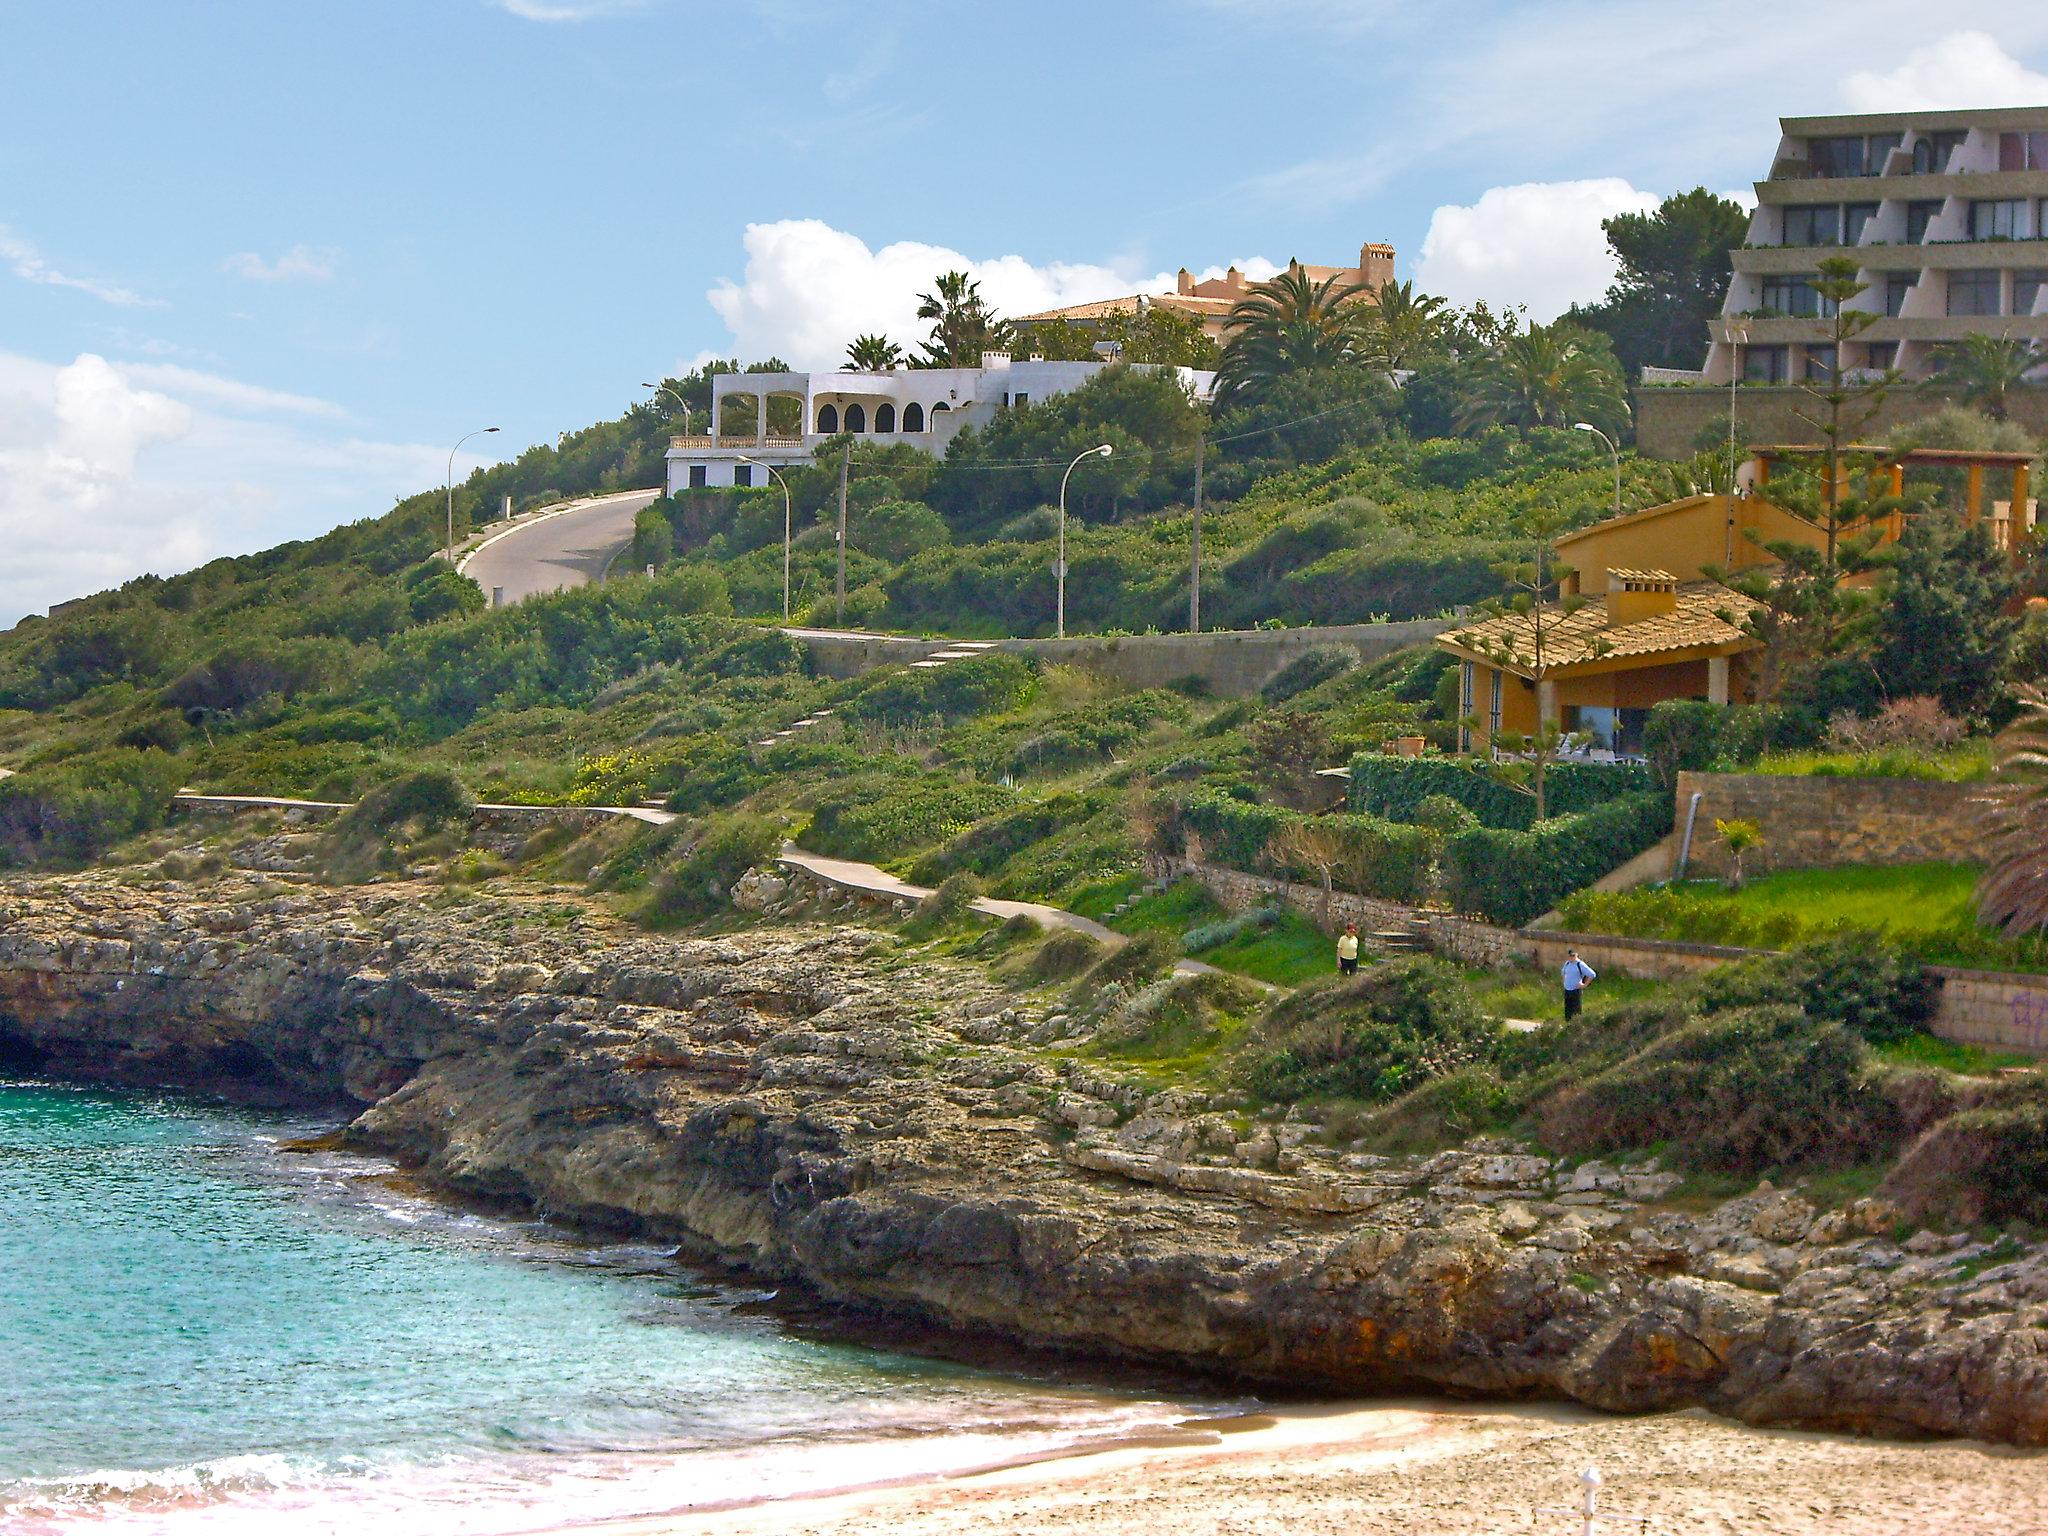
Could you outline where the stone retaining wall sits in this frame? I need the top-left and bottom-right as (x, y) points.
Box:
(1926, 966), (2048, 1055)
(1145, 855), (1417, 943)
(1672, 771), (1986, 880)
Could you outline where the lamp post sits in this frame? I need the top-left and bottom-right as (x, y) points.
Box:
(447, 426), (501, 562)
(641, 381), (693, 437)
(1573, 422), (1620, 516)
(1056, 443), (1113, 640)
(1723, 321), (1750, 496)
(736, 455), (793, 622)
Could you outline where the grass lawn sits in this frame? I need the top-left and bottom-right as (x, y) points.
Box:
(1557, 862), (2048, 974)
(1751, 742), (1993, 782)
(1071, 877), (1338, 989)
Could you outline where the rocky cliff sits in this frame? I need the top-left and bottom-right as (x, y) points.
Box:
(4, 869), (2047, 1444)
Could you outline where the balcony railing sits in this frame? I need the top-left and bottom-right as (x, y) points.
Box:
(668, 435), (806, 451)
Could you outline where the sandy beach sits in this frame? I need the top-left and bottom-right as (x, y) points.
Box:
(564, 1400), (2048, 1536)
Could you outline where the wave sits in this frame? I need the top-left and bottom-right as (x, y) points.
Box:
(2, 1408), (1202, 1535)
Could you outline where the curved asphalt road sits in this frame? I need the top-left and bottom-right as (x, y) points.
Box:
(457, 487), (660, 606)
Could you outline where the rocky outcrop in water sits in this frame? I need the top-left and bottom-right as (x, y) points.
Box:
(4, 870), (2047, 1444)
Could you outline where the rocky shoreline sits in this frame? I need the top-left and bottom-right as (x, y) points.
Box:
(4, 869), (2047, 1444)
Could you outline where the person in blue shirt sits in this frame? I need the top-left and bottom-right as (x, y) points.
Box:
(1561, 949), (1597, 1019)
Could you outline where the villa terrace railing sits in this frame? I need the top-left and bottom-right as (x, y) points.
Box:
(668, 435), (806, 450)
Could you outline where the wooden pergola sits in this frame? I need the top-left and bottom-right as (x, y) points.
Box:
(1751, 445), (2035, 550)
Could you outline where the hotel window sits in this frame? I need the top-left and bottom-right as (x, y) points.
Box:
(1804, 345), (1838, 382)
(1885, 275), (1915, 317)
(1906, 201), (1943, 243)
(2016, 271), (2048, 317)
(1744, 345), (1789, 383)
(1970, 199), (2028, 240)
(733, 464), (753, 488)
(1844, 202), (1879, 246)
(1782, 204), (1839, 245)
(1912, 130), (1967, 174)
(1760, 274), (1829, 317)
(1999, 131), (2048, 171)
(1864, 341), (1898, 371)
(1947, 269), (2003, 317)
(1808, 136), (1866, 177)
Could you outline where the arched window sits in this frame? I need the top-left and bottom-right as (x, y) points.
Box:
(1912, 137), (1934, 175)
(902, 402), (925, 433)
(816, 403), (838, 434)
(875, 402), (896, 433)
(845, 403), (867, 433)
(930, 401), (950, 416)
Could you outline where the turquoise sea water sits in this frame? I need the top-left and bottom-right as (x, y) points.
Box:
(1, 1080), (1209, 1534)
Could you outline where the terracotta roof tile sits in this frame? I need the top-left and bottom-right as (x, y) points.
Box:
(1439, 581), (1761, 674)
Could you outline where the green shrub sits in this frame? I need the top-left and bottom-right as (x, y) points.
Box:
(1261, 645), (1359, 702)
(342, 767), (474, 833)
(1080, 931), (1178, 994)
(1694, 934), (1936, 1045)
(1643, 700), (1726, 789)
(1242, 957), (1493, 1103)
(642, 813), (784, 925)
(0, 748), (184, 866)
(1535, 1004), (1900, 1174)
(1024, 928), (1104, 982)
(1347, 755), (1654, 829)
(841, 652), (1036, 726)
(1440, 793), (1674, 926)
(1409, 792), (1479, 836)
(1184, 905), (1281, 954)
(912, 871), (985, 929)
(855, 500), (951, 562)
(1161, 790), (1438, 904)
(632, 505), (674, 570)
(805, 773), (1017, 862)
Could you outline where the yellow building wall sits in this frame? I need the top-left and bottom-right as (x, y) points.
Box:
(1558, 495), (1830, 589)
(1465, 656), (1754, 750)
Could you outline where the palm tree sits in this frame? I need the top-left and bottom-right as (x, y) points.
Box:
(845, 334), (903, 371)
(916, 271), (1012, 367)
(1925, 332), (2046, 421)
(1455, 321), (1629, 434)
(1979, 689), (2048, 937)
(1214, 267), (1368, 404)
(1355, 279), (1450, 371)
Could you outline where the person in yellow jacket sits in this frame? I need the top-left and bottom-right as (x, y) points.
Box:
(1336, 923), (1360, 975)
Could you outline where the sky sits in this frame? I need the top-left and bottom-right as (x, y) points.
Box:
(3, 0), (2047, 625)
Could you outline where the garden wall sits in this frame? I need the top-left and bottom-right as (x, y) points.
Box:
(1672, 771), (1986, 881)
(1145, 854), (1419, 946)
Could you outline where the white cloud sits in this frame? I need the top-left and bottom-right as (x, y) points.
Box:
(0, 229), (158, 308)
(1842, 31), (2048, 112)
(1416, 177), (1660, 322)
(702, 219), (1271, 369)
(492, 0), (642, 19)
(0, 351), (469, 627)
(222, 245), (339, 283)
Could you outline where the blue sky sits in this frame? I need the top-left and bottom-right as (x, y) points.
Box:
(3, 0), (2046, 622)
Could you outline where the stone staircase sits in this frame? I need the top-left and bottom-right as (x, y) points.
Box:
(1106, 876), (1174, 920)
(1368, 914), (1436, 955)
(754, 640), (998, 748)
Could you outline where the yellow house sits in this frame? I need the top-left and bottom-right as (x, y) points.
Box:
(1437, 445), (2038, 755)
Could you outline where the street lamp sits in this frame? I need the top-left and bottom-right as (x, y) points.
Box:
(1723, 321), (1751, 496)
(735, 455), (793, 623)
(641, 381), (693, 437)
(1573, 422), (1620, 517)
(447, 426), (501, 562)
(1056, 443), (1113, 640)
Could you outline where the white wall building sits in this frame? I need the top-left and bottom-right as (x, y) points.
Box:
(664, 355), (1216, 492)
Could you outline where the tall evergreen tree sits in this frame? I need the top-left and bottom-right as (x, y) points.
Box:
(1566, 188), (1748, 376)
(1871, 511), (2021, 720)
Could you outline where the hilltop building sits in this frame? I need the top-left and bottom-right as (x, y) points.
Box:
(1437, 446), (2037, 754)
(1014, 243), (1397, 341)
(1637, 105), (2048, 456)
(663, 354), (1216, 491)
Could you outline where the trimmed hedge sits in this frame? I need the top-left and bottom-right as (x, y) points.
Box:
(805, 773), (1018, 862)
(1162, 790), (1438, 904)
(1347, 754), (1653, 830)
(1439, 792), (1674, 926)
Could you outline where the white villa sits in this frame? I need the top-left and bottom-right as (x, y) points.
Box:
(664, 354), (1216, 491)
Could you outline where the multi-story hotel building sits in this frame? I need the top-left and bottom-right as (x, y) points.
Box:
(1703, 106), (2048, 384)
